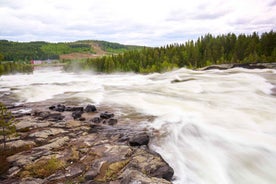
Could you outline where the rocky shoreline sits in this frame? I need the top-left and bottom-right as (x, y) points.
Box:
(0, 101), (174, 184)
(200, 62), (276, 70)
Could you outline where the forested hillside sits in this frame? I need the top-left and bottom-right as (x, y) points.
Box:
(69, 31), (275, 73)
(0, 40), (142, 61)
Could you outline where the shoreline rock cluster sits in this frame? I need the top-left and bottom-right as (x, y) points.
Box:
(1, 103), (174, 184)
(200, 62), (276, 71)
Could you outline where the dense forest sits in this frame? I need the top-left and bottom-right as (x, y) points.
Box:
(92, 40), (143, 53)
(0, 40), (142, 61)
(0, 41), (93, 61)
(65, 31), (276, 73)
(0, 61), (33, 76)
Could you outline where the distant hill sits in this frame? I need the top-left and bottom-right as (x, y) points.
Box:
(0, 40), (144, 61)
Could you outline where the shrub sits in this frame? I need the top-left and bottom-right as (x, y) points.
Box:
(23, 156), (65, 178)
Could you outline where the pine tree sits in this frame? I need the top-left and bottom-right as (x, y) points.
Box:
(0, 102), (16, 150)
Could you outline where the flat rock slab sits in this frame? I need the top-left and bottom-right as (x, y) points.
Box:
(29, 128), (67, 139)
(6, 140), (36, 149)
(16, 117), (50, 130)
(35, 136), (69, 150)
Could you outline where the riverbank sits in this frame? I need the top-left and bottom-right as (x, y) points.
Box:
(200, 62), (276, 70)
(0, 99), (174, 184)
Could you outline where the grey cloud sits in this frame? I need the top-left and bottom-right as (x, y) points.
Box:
(268, 0), (276, 6)
(231, 18), (253, 25)
(192, 11), (228, 20)
(166, 8), (228, 22)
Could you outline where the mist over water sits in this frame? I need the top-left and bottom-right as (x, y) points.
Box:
(1, 66), (276, 184)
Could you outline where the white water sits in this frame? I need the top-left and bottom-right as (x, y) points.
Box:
(1, 67), (276, 184)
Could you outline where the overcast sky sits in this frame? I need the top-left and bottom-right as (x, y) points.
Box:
(0, 0), (275, 46)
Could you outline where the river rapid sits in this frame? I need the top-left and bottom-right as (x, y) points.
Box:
(1, 67), (276, 184)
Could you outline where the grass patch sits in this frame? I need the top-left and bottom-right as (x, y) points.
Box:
(22, 156), (65, 178)
(95, 159), (129, 182)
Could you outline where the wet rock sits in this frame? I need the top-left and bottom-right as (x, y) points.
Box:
(151, 164), (174, 180)
(55, 104), (66, 112)
(201, 62), (276, 71)
(32, 111), (64, 121)
(49, 105), (55, 110)
(84, 104), (97, 112)
(119, 169), (171, 184)
(232, 63), (267, 69)
(72, 111), (83, 120)
(100, 112), (114, 119)
(47, 113), (65, 121)
(79, 117), (86, 121)
(32, 111), (50, 119)
(89, 124), (103, 133)
(50, 104), (84, 112)
(65, 106), (84, 112)
(129, 133), (150, 147)
(91, 117), (101, 123)
(127, 148), (174, 181)
(171, 78), (196, 83)
(201, 64), (233, 70)
(108, 118), (118, 126)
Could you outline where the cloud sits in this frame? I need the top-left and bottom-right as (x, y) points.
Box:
(268, 0), (276, 6)
(0, 0), (275, 46)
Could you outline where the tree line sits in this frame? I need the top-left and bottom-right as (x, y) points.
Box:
(0, 61), (33, 76)
(66, 31), (276, 73)
(0, 41), (93, 61)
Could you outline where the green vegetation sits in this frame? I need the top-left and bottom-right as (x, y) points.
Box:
(21, 156), (65, 178)
(0, 102), (16, 150)
(0, 61), (33, 76)
(95, 159), (129, 182)
(93, 40), (143, 53)
(0, 40), (142, 62)
(0, 40), (94, 61)
(66, 31), (276, 73)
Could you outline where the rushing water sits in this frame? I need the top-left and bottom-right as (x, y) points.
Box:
(1, 66), (276, 184)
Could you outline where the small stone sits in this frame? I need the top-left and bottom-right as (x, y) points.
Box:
(84, 105), (97, 112)
(79, 117), (86, 121)
(49, 105), (55, 110)
(65, 106), (84, 112)
(72, 111), (83, 120)
(47, 113), (65, 122)
(100, 112), (114, 119)
(56, 104), (65, 112)
(91, 117), (101, 123)
(108, 118), (118, 126)
(84, 169), (98, 181)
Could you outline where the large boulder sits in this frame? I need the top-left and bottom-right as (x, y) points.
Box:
(129, 133), (150, 146)
(126, 148), (174, 181)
